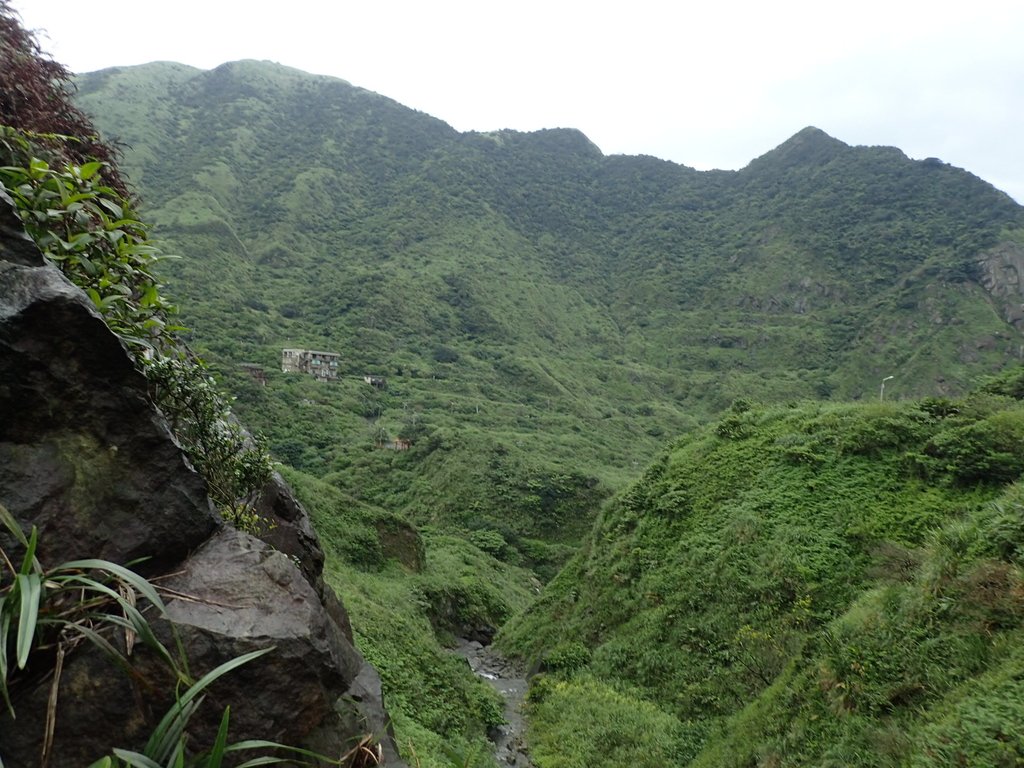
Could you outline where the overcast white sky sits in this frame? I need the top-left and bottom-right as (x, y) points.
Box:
(11, 0), (1024, 202)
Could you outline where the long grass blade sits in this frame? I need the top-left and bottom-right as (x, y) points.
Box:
(120, 583), (137, 657)
(147, 648), (272, 762)
(0, 503), (28, 547)
(170, 739), (186, 768)
(54, 578), (178, 671)
(52, 620), (138, 679)
(146, 696), (203, 764)
(0, 597), (12, 716)
(15, 573), (41, 668)
(44, 572), (180, 672)
(179, 648), (273, 710)
(57, 560), (166, 613)
(41, 643), (65, 768)
(0, 626), (11, 720)
(47, 572), (121, 600)
(224, 741), (305, 751)
(205, 706), (231, 768)
(117, 600), (176, 670)
(18, 526), (39, 576)
(225, 739), (327, 765)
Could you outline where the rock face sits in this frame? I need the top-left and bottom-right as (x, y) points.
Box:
(158, 528), (402, 764)
(0, 191), (406, 766)
(0, 193), (217, 572)
(252, 470), (328, 587)
(977, 240), (1024, 330)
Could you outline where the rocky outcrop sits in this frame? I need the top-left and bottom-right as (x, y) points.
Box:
(157, 528), (402, 764)
(0, 190), (405, 766)
(976, 240), (1024, 331)
(0, 193), (217, 571)
(252, 470), (328, 587)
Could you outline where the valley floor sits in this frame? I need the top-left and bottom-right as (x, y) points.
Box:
(455, 638), (534, 768)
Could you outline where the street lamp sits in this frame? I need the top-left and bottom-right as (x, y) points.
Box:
(879, 375), (895, 401)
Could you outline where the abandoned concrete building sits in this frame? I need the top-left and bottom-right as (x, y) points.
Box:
(376, 437), (412, 451)
(281, 348), (341, 381)
(238, 363), (268, 386)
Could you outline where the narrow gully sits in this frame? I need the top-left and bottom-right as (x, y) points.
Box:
(453, 638), (535, 767)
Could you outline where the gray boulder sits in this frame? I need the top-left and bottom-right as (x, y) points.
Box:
(0, 192), (218, 571)
(159, 528), (404, 765)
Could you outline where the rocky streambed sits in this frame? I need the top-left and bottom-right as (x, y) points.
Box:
(454, 639), (535, 767)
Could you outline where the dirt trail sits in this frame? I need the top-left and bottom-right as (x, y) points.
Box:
(454, 639), (534, 767)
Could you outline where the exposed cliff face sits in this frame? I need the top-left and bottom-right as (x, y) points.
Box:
(0, 190), (405, 766)
(977, 239), (1024, 331)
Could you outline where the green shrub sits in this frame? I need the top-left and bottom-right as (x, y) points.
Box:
(0, 129), (178, 356)
(145, 357), (272, 530)
(526, 675), (688, 768)
(923, 410), (1024, 484)
(466, 528), (510, 559)
(541, 641), (591, 674)
(909, 641), (1024, 767)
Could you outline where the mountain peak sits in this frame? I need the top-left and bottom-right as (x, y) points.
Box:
(472, 127), (603, 159)
(781, 126), (847, 150)
(746, 126), (849, 172)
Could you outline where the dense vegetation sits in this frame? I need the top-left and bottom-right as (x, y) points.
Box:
(74, 62), (1024, 564)
(65, 56), (1024, 767)
(0, 0), (125, 194)
(501, 377), (1024, 766)
(277, 466), (536, 767)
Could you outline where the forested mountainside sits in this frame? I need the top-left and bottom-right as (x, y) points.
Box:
(76, 59), (1024, 557)
(70, 59), (1024, 767)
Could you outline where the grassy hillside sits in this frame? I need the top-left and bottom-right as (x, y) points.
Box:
(74, 62), (1024, 564)
(500, 375), (1024, 766)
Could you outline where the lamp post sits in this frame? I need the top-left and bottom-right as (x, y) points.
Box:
(880, 375), (894, 401)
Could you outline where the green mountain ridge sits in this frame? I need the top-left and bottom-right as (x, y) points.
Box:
(68, 59), (1024, 766)
(75, 59), (1024, 405)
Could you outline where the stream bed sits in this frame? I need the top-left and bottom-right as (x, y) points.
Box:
(453, 638), (535, 767)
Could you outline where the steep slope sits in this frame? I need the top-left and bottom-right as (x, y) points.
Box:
(74, 62), (1024, 559)
(501, 384), (1024, 766)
